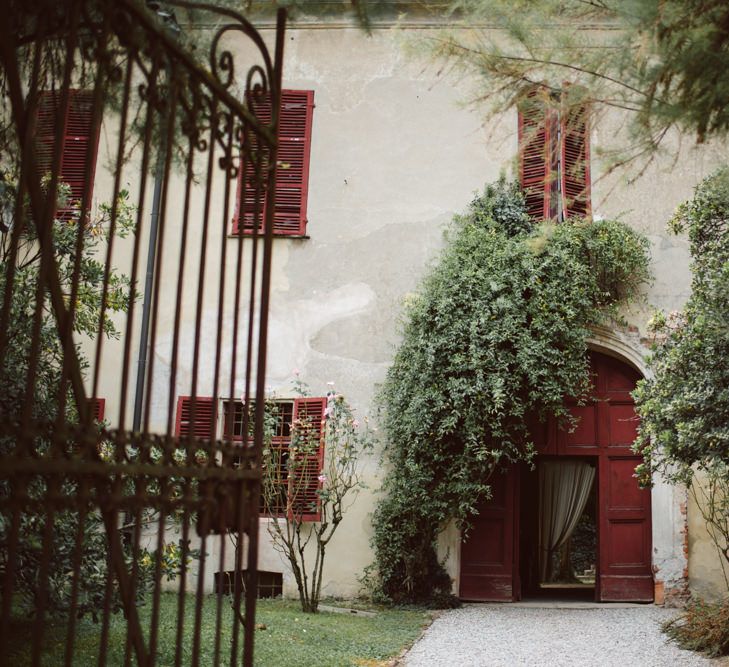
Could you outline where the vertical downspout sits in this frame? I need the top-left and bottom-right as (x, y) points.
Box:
(132, 5), (180, 432)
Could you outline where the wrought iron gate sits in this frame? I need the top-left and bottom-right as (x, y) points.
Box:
(0, 1), (285, 664)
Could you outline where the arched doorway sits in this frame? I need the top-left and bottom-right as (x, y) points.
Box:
(459, 351), (653, 602)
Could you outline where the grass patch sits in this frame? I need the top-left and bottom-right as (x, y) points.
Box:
(6, 594), (431, 666)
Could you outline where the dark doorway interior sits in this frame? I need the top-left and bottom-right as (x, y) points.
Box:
(519, 458), (598, 600)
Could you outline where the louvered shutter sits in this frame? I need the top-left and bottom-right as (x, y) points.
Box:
(518, 90), (552, 220)
(35, 92), (60, 188)
(233, 93), (272, 235)
(175, 396), (218, 441)
(560, 102), (591, 219)
(275, 90), (314, 234)
(89, 397), (105, 422)
(36, 90), (99, 209)
(290, 397), (326, 522)
(233, 89), (315, 236)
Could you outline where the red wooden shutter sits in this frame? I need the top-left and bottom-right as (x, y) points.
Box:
(459, 466), (520, 601)
(175, 396), (218, 441)
(233, 89), (315, 236)
(518, 90), (552, 220)
(560, 102), (591, 219)
(233, 93), (272, 235)
(89, 397), (106, 422)
(291, 397), (326, 521)
(36, 90), (99, 208)
(275, 90), (314, 235)
(35, 92), (61, 187)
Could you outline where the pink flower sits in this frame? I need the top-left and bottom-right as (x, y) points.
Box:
(352, 419), (360, 428)
(317, 474), (327, 483)
(292, 368), (300, 376)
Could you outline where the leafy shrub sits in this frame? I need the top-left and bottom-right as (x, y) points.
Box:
(0, 187), (193, 621)
(634, 167), (729, 486)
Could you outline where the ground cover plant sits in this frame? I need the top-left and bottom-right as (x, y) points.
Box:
(371, 178), (651, 604)
(663, 599), (729, 658)
(5, 593), (430, 666)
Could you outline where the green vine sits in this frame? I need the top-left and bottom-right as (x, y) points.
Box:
(370, 178), (651, 604)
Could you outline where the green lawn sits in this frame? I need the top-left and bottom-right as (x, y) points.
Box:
(6, 595), (431, 666)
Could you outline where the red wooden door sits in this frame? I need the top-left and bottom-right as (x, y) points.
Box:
(592, 354), (653, 601)
(459, 352), (652, 603)
(459, 467), (520, 601)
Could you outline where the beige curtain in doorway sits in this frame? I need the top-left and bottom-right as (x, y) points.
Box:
(538, 460), (595, 582)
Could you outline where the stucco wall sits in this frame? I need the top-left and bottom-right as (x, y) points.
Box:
(81, 22), (727, 601)
(255, 26), (508, 598)
(688, 472), (729, 602)
(266, 25), (720, 601)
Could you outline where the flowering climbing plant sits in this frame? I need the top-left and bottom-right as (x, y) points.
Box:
(260, 378), (375, 613)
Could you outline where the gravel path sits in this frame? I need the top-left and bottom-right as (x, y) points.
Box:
(400, 604), (714, 666)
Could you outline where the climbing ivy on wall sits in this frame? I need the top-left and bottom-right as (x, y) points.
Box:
(370, 178), (651, 604)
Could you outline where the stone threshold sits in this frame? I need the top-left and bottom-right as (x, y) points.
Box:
(465, 600), (655, 609)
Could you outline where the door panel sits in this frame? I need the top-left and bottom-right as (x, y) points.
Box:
(559, 402), (600, 455)
(598, 455), (653, 601)
(530, 415), (555, 455)
(606, 401), (640, 454)
(460, 467), (519, 601)
(601, 356), (641, 394)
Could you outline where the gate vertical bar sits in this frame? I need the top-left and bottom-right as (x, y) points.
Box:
(243, 9), (287, 666)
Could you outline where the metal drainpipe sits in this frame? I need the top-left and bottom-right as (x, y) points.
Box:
(132, 147), (164, 432)
(132, 3), (180, 433)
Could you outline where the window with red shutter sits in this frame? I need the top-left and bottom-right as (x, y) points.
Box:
(174, 396), (218, 441)
(36, 90), (100, 212)
(232, 89), (315, 237)
(224, 396), (326, 522)
(518, 87), (590, 221)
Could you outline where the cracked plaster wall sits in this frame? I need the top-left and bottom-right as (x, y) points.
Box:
(82, 24), (727, 600)
(254, 26), (723, 600)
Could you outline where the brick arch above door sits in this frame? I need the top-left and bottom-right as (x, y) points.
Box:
(587, 324), (651, 378)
